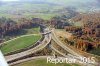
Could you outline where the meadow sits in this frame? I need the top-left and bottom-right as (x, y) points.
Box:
(12, 59), (80, 66)
(1, 34), (41, 54)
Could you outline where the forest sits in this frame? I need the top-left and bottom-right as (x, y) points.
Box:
(64, 12), (100, 55)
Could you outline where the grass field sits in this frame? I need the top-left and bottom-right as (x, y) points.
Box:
(1, 35), (41, 54)
(12, 59), (80, 66)
(68, 19), (84, 27)
(23, 27), (40, 34)
(73, 22), (83, 26)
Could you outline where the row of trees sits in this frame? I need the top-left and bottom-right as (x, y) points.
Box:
(0, 17), (45, 40)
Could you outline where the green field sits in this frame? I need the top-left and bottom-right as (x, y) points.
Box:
(1, 35), (41, 54)
(25, 13), (60, 20)
(0, 13), (60, 20)
(23, 27), (40, 34)
(12, 59), (80, 66)
(0, 3), (63, 20)
(68, 19), (84, 27)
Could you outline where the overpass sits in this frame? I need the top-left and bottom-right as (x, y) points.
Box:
(4, 28), (98, 66)
(5, 27), (51, 62)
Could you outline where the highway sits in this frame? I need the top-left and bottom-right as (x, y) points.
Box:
(51, 44), (69, 57)
(51, 29), (82, 57)
(5, 28), (52, 62)
(51, 43), (96, 66)
(51, 29), (98, 66)
(4, 28), (98, 66)
(9, 56), (51, 66)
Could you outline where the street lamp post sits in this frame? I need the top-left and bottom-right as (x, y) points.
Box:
(0, 51), (9, 66)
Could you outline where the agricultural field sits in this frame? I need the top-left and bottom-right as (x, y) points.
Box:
(0, 2), (64, 20)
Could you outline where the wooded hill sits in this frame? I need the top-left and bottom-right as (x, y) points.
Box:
(64, 12), (100, 55)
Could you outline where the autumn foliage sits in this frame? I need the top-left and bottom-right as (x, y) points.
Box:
(64, 12), (100, 51)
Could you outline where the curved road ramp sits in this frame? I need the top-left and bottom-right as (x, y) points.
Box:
(2, 28), (99, 66)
